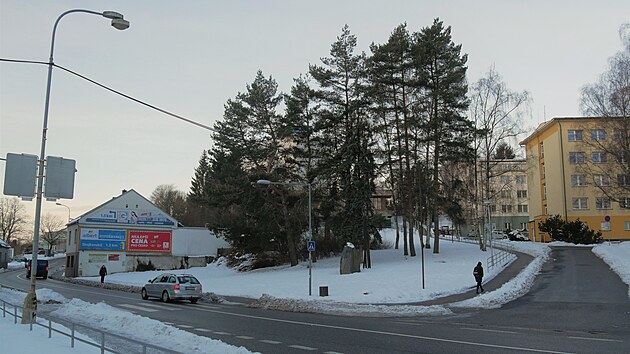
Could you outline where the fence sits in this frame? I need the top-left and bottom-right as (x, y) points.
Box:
(1, 298), (182, 354)
(440, 235), (516, 270)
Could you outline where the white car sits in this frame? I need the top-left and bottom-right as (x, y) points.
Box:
(491, 230), (507, 239)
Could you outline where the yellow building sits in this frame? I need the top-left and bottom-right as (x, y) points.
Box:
(520, 117), (630, 242)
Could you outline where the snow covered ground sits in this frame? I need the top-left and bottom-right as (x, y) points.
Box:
(1, 229), (628, 353)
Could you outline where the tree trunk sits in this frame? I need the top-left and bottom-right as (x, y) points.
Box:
(278, 190), (298, 266)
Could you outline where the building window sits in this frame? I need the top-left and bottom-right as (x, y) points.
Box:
(613, 129), (627, 140)
(542, 165), (546, 178)
(517, 204), (528, 213)
(516, 175), (526, 184)
(572, 197), (588, 210)
(543, 185), (547, 199)
(504, 222), (512, 230)
(619, 197), (630, 209)
(520, 222), (528, 230)
(501, 205), (513, 213)
(489, 205), (497, 213)
(500, 175), (511, 184)
(500, 190), (512, 198)
(571, 175), (587, 187)
(569, 152), (586, 164)
(517, 190), (527, 198)
(625, 221), (630, 231)
(591, 129), (606, 141)
(592, 152), (607, 164)
(596, 197), (612, 209)
(540, 142), (544, 157)
(593, 174), (610, 186)
(568, 130), (583, 141)
(618, 174), (630, 186)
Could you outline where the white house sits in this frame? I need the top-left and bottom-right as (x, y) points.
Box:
(64, 189), (230, 277)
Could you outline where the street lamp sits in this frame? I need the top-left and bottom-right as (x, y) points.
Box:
(257, 179), (313, 296)
(55, 202), (71, 221)
(24, 9), (129, 322)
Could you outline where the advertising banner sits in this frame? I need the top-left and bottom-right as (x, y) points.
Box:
(85, 209), (175, 226)
(127, 230), (172, 252)
(79, 228), (126, 251)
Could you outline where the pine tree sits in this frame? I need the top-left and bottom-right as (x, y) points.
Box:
(414, 19), (474, 253)
(310, 25), (377, 266)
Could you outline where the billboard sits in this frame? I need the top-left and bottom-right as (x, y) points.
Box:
(127, 230), (171, 252)
(79, 228), (126, 251)
(85, 209), (175, 226)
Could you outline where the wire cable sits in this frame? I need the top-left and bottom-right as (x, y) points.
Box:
(0, 57), (215, 132)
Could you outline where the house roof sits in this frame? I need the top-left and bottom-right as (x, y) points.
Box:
(0, 239), (11, 249)
(519, 116), (624, 146)
(68, 189), (180, 227)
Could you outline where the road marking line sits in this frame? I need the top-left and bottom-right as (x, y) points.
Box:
(116, 304), (159, 312)
(289, 345), (317, 351)
(259, 340), (282, 344)
(568, 336), (623, 343)
(140, 302), (181, 311)
(324, 352), (345, 354)
(461, 327), (517, 334)
(194, 328), (213, 332)
(192, 307), (570, 354)
(213, 331), (231, 335)
(236, 335), (254, 340)
(178, 324), (194, 328)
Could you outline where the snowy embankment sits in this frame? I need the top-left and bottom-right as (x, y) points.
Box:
(592, 241), (630, 298)
(0, 287), (253, 354)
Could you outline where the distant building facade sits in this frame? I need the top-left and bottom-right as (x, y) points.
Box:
(520, 117), (630, 241)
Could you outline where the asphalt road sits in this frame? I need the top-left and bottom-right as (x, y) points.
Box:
(1, 247), (629, 353)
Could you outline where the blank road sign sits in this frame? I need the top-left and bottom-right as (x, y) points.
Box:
(44, 156), (76, 199)
(3, 153), (38, 197)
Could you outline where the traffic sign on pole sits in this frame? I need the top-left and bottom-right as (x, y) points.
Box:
(307, 241), (316, 252)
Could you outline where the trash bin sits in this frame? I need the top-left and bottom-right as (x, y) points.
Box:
(319, 286), (328, 297)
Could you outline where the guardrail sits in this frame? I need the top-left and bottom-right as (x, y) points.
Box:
(1, 298), (182, 354)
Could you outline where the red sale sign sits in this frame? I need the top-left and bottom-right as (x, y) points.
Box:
(127, 230), (172, 252)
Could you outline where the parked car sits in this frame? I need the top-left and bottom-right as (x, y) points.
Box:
(491, 230), (507, 239)
(26, 259), (48, 279)
(141, 273), (202, 304)
(508, 229), (529, 241)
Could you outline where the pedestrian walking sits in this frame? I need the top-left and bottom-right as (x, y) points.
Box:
(473, 261), (484, 293)
(99, 265), (107, 283)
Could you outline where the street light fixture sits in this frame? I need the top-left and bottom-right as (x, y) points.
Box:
(55, 202), (71, 221)
(257, 179), (314, 296)
(24, 8), (129, 322)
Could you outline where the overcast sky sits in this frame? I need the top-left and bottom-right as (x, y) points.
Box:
(1, 0), (628, 223)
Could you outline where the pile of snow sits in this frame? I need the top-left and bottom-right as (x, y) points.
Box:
(0, 287), (253, 354)
(593, 242), (630, 298)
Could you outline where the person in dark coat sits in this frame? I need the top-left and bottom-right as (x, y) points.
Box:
(473, 261), (484, 293)
(99, 265), (107, 283)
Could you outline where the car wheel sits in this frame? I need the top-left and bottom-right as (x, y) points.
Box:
(161, 291), (170, 303)
(141, 288), (149, 300)
(190, 298), (198, 304)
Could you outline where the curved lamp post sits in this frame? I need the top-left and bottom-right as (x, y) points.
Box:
(24, 9), (129, 322)
(55, 202), (71, 221)
(257, 179), (313, 296)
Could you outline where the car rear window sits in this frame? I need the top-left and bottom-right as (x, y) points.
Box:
(177, 276), (200, 284)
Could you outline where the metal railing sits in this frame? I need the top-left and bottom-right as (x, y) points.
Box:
(1, 298), (182, 354)
(439, 235), (516, 270)
(487, 241), (516, 270)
